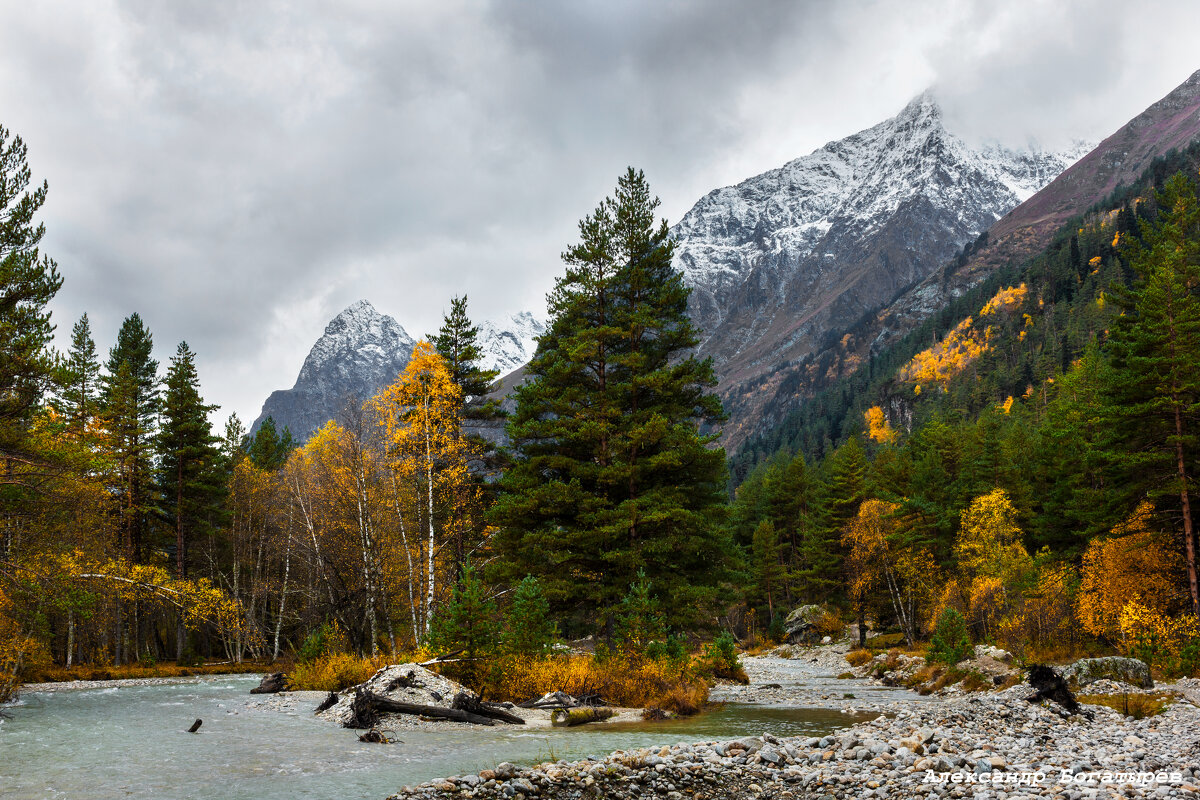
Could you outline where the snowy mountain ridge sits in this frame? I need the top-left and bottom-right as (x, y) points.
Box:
(669, 91), (1092, 448)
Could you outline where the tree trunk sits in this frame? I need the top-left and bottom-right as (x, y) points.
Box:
(1174, 406), (1200, 617)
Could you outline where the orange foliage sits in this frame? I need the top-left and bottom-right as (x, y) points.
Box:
(1077, 503), (1185, 643)
(864, 406), (897, 444)
(900, 284), (1028, 390)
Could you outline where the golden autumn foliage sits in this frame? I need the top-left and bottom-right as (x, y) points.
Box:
(954, 489), (1032, 584)
(473, 653), (708, 712)
(899, 284), (1028, 390)
(1077, 504), (1185, 643)
(864, 406), (898, 444)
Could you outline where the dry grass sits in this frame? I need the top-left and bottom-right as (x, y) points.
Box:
(469, 654), (708, 714)
(1077, 692), (1173, 719)
(289, 652), (397, 692)
(23, 660), (267, 684)
(845, 649), (874, 667)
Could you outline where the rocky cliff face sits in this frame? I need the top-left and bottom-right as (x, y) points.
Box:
(670, 93), (1090, 450)
(252, 302), (543, 442)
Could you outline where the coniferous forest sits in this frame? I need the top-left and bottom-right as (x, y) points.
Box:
(3, 118), (1200, 709)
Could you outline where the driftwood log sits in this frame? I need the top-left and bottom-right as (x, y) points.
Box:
(187, 719), (202, 733)
(451, 691), (526, 725)
(343, 689), (498, 729)
(315, 691), (339, 713)
(250, 672), (288, 694)
(1026, 664), (1091, 718)
(518, 691), (610, 711)
(551, 707), (615, 727)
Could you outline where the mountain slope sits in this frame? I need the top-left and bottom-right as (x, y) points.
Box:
(252, 302), (544, 442)
(252, 300), (415, 440)
(671, 93), (1089, 451)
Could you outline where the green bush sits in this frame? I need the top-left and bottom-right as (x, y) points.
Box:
(298, 622), (339, 663)
(927, 608), (971, 666)
(701, 630), (747, 682)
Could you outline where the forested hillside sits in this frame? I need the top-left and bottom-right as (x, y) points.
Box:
(723, 144), (1200, 669)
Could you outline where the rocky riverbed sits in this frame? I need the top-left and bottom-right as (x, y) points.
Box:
(386, 653), (1200, 799)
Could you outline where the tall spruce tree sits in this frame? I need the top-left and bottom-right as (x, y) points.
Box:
(1102, 172), (1200, 617)
(432, 296), (499, 399)
(0, 125), (62, 457)
(54, 314), (101, 433)
(101, 313), (159, 563)
(490, 168), (729, 633)
(157, 341), (222, 659)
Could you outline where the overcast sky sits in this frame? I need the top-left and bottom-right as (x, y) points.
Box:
(2, 0), (1198, 425)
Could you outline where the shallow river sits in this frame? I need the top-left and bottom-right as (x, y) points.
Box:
(1, 675), (871, 800)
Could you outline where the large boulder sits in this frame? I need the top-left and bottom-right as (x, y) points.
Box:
(784, 604), (826, 644)
(1061, 657), (1153, 689)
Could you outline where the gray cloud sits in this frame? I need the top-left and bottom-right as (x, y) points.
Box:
(0, 0), (1195, 424)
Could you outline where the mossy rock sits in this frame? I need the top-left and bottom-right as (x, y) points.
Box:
(1061, 657), (1152, 689)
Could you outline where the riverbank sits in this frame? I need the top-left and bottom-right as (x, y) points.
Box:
(385, 648), (1200, 800)
(386, 679), (1200, 799)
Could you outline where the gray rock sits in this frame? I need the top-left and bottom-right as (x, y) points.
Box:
(784, 604), (827, 643)
(1061, 657), (1153, 689)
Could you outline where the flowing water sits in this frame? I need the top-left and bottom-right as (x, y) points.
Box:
(0, 675), (872, 800)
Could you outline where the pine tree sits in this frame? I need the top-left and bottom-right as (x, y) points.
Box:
(54, 314), (101, 433)
(0, 125), (62, 456)
(797, 437), (866, 602)
(101, 313), (159, 563)
(501, 576), (557, 655)
(490, 168), (729, 632)
(432, 296), (499, 399)
(428, 560), (496, 686)
(1101, 172), (1200, 617)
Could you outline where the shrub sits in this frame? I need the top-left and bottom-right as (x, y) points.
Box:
(290, 652), (391, 692)
(815, 611), (844, 640)
(297, 621), (342, 664)
(700, 631), (747, 683)
(927, 608), (971, 666)
(845, 649), (873, 667)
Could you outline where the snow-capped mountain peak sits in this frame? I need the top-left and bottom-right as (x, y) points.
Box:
(253, 301), (542, 441)
(477, 311), (546, 375)
(669, 90), (1093, 449)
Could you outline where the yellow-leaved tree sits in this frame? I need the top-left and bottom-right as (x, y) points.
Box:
(372, 341), (484, 645)
(842, 499), (935, 645)
(950, 488), (1033, 640)
(1077, 502), (1186, 645)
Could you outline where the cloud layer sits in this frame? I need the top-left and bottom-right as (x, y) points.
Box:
(1, 0), (1197, 423)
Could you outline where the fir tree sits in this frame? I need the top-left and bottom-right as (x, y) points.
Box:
(157, 342), (223, 659)
(246, 416), (294, 471)
(0, 125), (62, 455)
(428, 561), (496, 686)
(433, 295), (499, 399)
(54, 314), (101, 433)
(1101, 172), (1200, 617)
(490, 168), (729, 632)
(101, 313), (159, 563)
(748, 520), (786, 625)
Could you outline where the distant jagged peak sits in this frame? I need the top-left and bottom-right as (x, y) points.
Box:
(322, 299), (411, 340)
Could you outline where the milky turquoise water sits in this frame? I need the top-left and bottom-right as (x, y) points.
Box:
(0, 675), (868, 800)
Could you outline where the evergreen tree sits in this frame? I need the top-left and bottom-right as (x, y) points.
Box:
(428, 561), (496, 686)
(1101, 172), (1200, 617)
(101, 314), (160, 563)
(156, 342), (223, 659)
(797, 437), (866, 602)
(501, 575), (557, 655)
(432, 295), (500, 399)
(246, 416), (293, 471)
(54, 314), (101, 433)
(0, 125), (62, 456)
(748, 520), (786, 625)
(491, 168), (729, 632)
